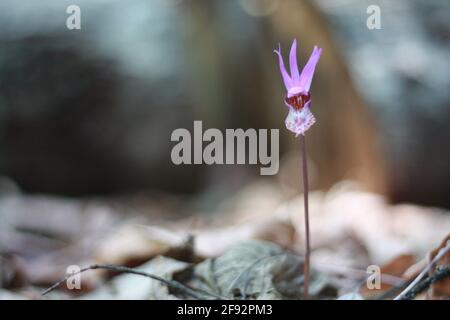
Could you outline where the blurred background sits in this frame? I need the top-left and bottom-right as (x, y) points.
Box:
(1, 0), (450, 205)
(1, 0), (450, 297)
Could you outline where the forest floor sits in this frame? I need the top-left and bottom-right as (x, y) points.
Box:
(1, 180), (449, 300)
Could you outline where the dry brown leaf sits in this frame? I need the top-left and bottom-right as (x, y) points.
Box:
(195, 217), (296, 257)
(94, 224), (186, 266)
(283, 182), (450, 264)
(381, 254), (416, 280)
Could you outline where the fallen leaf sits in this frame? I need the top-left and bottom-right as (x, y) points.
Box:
(94, 224), (186, 266)
(195, 218), (296, 257)
(189, 240), (333, 300)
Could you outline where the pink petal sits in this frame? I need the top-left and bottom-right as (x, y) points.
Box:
(289, 39), (300, 84)
(274, 44), (293, 91)
(299, 46), (322, 92)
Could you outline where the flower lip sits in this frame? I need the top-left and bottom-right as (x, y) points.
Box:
(285, 91), (311, 110)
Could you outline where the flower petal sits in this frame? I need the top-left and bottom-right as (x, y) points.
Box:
(289, 39), (300, 84)
(274, 44), (293, 90)
(299, 46), (322, 92)
(284, 101), (316, 136)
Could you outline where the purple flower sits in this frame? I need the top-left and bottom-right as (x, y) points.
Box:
(274, 39), (322, 136)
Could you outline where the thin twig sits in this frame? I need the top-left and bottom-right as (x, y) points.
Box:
(394, 240), (450, 300)
(42, 264), (224, 300)
(300, 135), (310, 299)
(399, 265), (450, 300)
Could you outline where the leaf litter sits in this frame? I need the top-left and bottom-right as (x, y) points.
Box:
(1, 181), (450, 300)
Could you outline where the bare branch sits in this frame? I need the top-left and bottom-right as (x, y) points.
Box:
(42, 263), (224, 300)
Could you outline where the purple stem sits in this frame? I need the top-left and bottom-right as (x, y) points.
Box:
(300, 134), (310, 299)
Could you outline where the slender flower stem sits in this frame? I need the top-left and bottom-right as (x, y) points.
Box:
(274, 39), (321, 299)
(300, 134), (310, 299)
